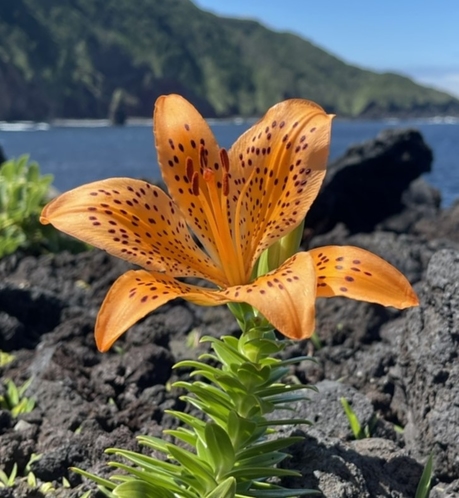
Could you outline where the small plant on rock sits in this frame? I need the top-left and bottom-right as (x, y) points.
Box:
(415, 453), (434, 498)
(0, 454), (69, 495)
(0, 378), (35, 417)
(42, 94), (419, 496)
(340, 397), (378, 440)
(0, 155), (54, 257)
(0, 350), (15, 367)
(0, 463), (17, 488)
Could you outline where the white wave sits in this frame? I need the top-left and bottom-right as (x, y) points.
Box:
(0, 121), (50, 132)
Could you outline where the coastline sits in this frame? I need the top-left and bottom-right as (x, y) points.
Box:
(0, 115), (458, 132)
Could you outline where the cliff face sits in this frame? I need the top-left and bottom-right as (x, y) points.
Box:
(1, 0), (458, 120)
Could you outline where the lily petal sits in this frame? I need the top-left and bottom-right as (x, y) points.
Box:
(220, 252), (317, 340)
(309, 246), (419, 308)
(154, 94), (227, 264)
(95, 269), (227, 352)
(40, 178), (226, 284)
(228, 99), (333, 270)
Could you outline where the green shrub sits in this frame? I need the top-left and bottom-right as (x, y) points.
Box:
(0, 155), (87, 257)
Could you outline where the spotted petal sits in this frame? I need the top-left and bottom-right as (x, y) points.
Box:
(154, 94), (227, 264)
(95, 270), (228, 351)
(309, 246), (419, 308)
(40, 178), (225, 285)
(220, 252), (317, 340)
(228, 100), (333, 271)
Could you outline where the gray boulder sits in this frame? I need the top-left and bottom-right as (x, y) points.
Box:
(398, 249), (459, 480)
(307, 128), (437, 234)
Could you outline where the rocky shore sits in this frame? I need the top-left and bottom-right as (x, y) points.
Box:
(0, 129), (458, 497)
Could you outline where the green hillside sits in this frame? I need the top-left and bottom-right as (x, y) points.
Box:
(0, 0), (458, 120)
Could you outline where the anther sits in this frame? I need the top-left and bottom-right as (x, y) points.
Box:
(186, 157), (194, 182)
(192, 171), (200, 195)
(220, 148), (230, 172)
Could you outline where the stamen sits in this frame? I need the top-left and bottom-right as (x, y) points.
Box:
(186, 157), (194, 182)
(192, 172), (200, 195)
(195, 164), (245, 285)
(220, 148), (230, 172)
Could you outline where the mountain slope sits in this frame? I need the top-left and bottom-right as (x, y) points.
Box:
(0, 0), (457, 120)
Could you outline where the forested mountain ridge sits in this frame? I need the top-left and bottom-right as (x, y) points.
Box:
(1, 0), (458, 120)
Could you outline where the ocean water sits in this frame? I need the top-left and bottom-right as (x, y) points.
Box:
(0, 117), (458, 207)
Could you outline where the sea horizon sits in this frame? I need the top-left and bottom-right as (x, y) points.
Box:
(1, 117), (458, 208)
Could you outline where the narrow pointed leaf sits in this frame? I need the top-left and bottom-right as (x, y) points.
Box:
(114, 480), (172, 498)
(205, 423), (235, 476)
(205, 477), (236, 498)
(415, 453), (433, 498)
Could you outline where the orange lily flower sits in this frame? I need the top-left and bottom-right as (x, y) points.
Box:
(40, 95), (418, 352)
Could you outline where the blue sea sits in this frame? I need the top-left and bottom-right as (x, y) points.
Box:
(0, 117), (458, 207)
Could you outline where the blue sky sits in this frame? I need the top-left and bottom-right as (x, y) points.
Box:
(193, 0), (459, 98)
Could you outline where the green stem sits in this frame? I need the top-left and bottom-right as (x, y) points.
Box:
(75, 324), (318, 498)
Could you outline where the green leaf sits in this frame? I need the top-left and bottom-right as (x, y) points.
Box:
(415, 453), (434, 498)
(264, 366), (291, 384)
(70, 467), (117, 490)
(236, 363), (271, 390)
(278, 356), (317, 367)
(228, 467), (300, 479)
(264, 393), (311, 406)
(114, 480), (173, 498)
(108, 462), (197, 497)
(135, 434), (171, 452)
(237, 437), (303, 460)
(340, 397), (364, 439)
(236, 451), (288, 469)
(27, 471), (37, 487)
(0, 466), (12, 487)
(182, 396), (230, 426)
(228, 411), (258, 449)
(164, 428), (197, 447)
(167, 445), (215, 486)
(205, 477), (236, 498)
(242, 487), (321, 497)
(258, 383), (312, 398)
(237, 393), (266, 418)
(6, 379), (19, 406)
(204, 423), (235, 477)
(174, 381), (233, 411)
(203, 336), (248, 368)
(257, 418), (311, 427)
(164, 411), (206, 436)
(243, 338), (283, 358)
(175, 360), (222, 379)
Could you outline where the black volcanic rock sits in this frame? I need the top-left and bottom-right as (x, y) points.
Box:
(413, 198), (459, 242)
(307, 129), (436, 234)
(398, 249), (459, 481)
